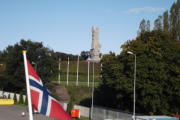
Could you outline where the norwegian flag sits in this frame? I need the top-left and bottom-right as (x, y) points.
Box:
(27, 60), (72, 120)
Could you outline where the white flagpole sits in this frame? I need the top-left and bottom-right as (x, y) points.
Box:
(67, 57), (69, 86)
(22, 50), (33, 120)
(87, 58), (90, 87)
(100, 63), (102, 79)
(58, 58), (61, 84)
(76, 56), (79, 86)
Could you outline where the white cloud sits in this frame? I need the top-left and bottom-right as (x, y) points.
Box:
(124, 7), (164, 14)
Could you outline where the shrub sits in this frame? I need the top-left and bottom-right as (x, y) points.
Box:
(24, 95), (28, 105)
(8, 94), (10, 99)
(13, 93), (17, 103)
(19, 92), (24, 104)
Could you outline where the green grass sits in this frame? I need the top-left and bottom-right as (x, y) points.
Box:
(14, 102), (27, 107)
(60, 61), (100, 75)
(74, 117), (90, 120)
(66, 86), (92, 107)
(56, 61), (101, 83)
(52, 81), (99, 87)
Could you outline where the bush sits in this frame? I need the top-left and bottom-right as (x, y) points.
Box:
(67, 96), (74, 114)
(13, 93), (17, 102)
(24, 95), (28, 105)
(19, 92), (24, 104)
(8, 94), (10, 99)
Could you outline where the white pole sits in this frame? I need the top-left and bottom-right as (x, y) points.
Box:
(67, 57), (69, 86)
(127, 51), (136, 120)
(22, 50), (33, 120)
(76, 56), (79, 86)
(100, 63), (102, 79)
(58, 58), (61, 84)
(133, 54), (136, 120)
(91, 62), (95, 119)
(88, 59), (90, 87)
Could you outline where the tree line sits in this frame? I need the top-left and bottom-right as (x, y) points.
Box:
(0, 39), (90, 92)
(95, 0), (180, 115)
(138, 0), (180, 41)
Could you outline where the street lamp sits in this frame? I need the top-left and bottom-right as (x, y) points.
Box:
(127, 51), (136, 120)
(91, 61), (95, 120)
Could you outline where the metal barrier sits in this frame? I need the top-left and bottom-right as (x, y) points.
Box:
(92, 106), (132, 120)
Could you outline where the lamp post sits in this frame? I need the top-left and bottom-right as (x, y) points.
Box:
(91, 61), (95, 120)
(127, 51), (136, 120)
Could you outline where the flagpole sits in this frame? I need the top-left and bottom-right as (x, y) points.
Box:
(87, 58), (90, 87)
(58, 58), (61, 85)
(67, 57), (69, 86)
(91, 61), (95, 119)
(22, 50), (33, 120)
(76, 56), (79, 86)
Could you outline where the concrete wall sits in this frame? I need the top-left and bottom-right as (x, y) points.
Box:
(0, 91), (92, 119)
(0, 91), (26, 102)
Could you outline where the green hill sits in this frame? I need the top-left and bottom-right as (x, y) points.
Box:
(0, 60), (102, 86)
(53, 61), (101, 86)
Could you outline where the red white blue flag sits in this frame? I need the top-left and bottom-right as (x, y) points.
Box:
(27, 60), (72, 120)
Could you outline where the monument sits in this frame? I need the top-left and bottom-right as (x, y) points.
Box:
(90, 26), (101, 62)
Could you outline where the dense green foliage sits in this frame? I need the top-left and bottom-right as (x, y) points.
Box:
(8, 94), (10, 99)
(95, 31), (180, 114)
(0, 40), (58, 92)
(139, 0), (180, 41)
(67, 96), (74, 114)
(25, 95), (28, 105)
(66, 86), (92, 107)
(56, 52), (79, 61)
(13, 93), (17, 103)
(19, 92), (24, 104)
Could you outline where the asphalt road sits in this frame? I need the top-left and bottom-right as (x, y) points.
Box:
(0, 105), (56, 120)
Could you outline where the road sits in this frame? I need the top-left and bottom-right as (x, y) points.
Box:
(0, 105), (55, 120)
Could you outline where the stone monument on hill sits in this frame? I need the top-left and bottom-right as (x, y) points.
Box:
(90, 26), (101, 62)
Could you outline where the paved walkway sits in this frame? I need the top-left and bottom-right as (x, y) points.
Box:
(0, 105), (55, 120)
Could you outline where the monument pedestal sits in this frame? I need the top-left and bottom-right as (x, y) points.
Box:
(90, 49), (100, 62)
(90, 26), (101, 63)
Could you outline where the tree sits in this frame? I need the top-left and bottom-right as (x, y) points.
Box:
(67, 96), (74, 114)
(8, 94), (10, 99)
(2, 39), (58, 92)
(146, 20), (151, 32)
(95, 31), (180, 114)
(56, 52), (78, 61)
(80, 51), (90, 60)
(19, 92), (24, 104)
(13, 93), (17, 103)
(24, 95), (28, 105)
(163, 10), (169, 32)
(154, 15), (163, 30)
(170, 2), (178, 40)
(138, 19), (146, 35)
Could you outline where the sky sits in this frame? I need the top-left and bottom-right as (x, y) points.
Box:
(0, 0), (177, 55)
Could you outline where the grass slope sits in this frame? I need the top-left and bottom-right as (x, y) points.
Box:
(53, 61), (101, 84)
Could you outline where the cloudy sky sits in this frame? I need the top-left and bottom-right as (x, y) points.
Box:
(0, 0), (176, 55)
